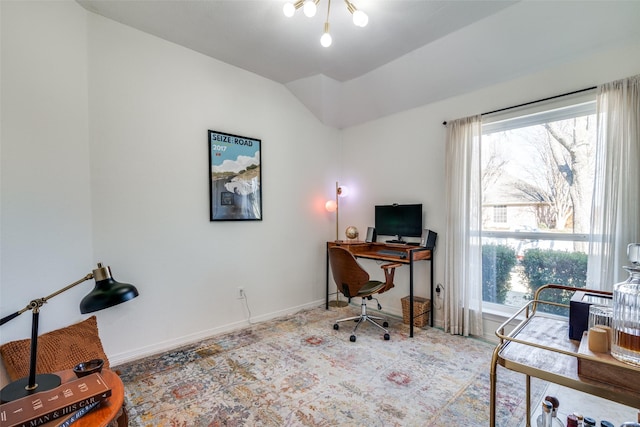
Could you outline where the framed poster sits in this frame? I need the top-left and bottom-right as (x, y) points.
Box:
(208, 130), (262, 221)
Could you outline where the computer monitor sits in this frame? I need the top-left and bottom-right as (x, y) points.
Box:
(374, 204), (423, 243)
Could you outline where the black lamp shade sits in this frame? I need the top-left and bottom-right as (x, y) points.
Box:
(80, 277), (139, 314)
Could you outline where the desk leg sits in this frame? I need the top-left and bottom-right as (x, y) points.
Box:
(409, 257), (414, 338)
(430, 253), (434, 327)
(325, 242), (329, 310)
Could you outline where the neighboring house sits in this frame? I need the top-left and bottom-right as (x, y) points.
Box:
(482, 179), (542, 232)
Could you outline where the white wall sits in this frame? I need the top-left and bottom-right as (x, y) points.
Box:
(340, 39), (640, 332)
(1, 0), (94, 343)
(85, 13), (340, 361)
(1, 1), (339, 364)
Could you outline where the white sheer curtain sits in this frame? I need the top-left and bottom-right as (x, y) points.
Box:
(587, 75), (640, 290)
(443, 115), (483, 336)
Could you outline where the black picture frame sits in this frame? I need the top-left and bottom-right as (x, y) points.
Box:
(208, 130), (262, 221)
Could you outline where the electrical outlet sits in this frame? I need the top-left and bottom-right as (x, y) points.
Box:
(436, 284), (444, 298)
(237, 287), (245, 299)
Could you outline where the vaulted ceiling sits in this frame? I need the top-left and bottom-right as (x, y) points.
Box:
(78, 0), (640, 128)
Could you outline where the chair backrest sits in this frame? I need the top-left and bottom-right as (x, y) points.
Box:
(328, 246), (370, 298)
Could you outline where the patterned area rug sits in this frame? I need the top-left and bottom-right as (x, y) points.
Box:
(116, 306), (545, 426)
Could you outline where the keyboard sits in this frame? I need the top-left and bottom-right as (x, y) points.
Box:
(377, 249), (407, 259)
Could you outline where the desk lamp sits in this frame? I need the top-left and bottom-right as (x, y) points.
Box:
(0, 263), (139, 403)
(326, 181), (349, 307)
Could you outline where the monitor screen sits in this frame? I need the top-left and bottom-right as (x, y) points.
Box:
(374, 204), (423, 238)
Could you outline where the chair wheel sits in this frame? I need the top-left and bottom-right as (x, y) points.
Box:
(333, 323), (339, 330)
(350, 335), (356, 342)
(383, 321), (389, 327)
(384, 333), (390, 340)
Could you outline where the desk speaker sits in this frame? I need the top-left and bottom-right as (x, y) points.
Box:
(365, 227), (376, 243)
(420, 229), (437, 248)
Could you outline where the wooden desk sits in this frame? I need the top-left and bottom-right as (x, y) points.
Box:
(490, 288), (640, 427)
(41, 369), (125, 427)
(326, 241), (433, 337)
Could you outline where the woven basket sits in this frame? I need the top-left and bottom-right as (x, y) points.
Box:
(401, 296), (431, 327)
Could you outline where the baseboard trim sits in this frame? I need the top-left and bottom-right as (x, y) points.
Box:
(110, 299), (446, 366)
(110, 299), (325, 366)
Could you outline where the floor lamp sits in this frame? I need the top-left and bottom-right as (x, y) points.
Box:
(326, 181), (348, 307)
(0, 263), (139, 403)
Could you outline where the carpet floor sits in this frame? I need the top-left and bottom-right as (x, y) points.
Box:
(115, 306), (546, 426)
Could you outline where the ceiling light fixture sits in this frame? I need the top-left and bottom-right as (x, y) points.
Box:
(346, 0), (368, 27)
(321, 1), (332, 47)
(283, 0), (368, 47)
(282, 1), (300, 17)
(303, 0), (319, 17)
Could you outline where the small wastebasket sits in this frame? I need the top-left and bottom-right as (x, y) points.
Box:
(401, 296), (430, 327)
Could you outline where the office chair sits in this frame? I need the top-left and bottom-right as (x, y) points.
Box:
(328, 246), (402, 342)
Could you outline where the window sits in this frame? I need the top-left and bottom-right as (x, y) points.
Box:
(493, 205), (507, 224)
(480, 96), (597, 312)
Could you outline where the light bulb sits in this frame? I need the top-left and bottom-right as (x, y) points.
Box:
(337, 186), (349, 197)
(321, 32), (332, 47)
(321, 22), (332, 47)
(325, 200), (337, 212)
(352, 10), (368, 27)
(303, 0), (317, 17)
(283, 2), (296, 17)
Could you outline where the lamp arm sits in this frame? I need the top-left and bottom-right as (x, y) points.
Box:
(0, 311), (22, 326)
(41, 273), (93, 304)
(0, 273), (93, 326)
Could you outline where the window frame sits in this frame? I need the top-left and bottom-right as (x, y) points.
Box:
(479, 92), (597, 315)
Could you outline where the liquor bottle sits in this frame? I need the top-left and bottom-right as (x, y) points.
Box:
(540, 396), (564, 427)
(537, 396), (564, 427)
(573, 413), (584, 427)
(612, 243), (640, 366)
(567, 415), (578, 427)
(537, 401), (553, 427)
